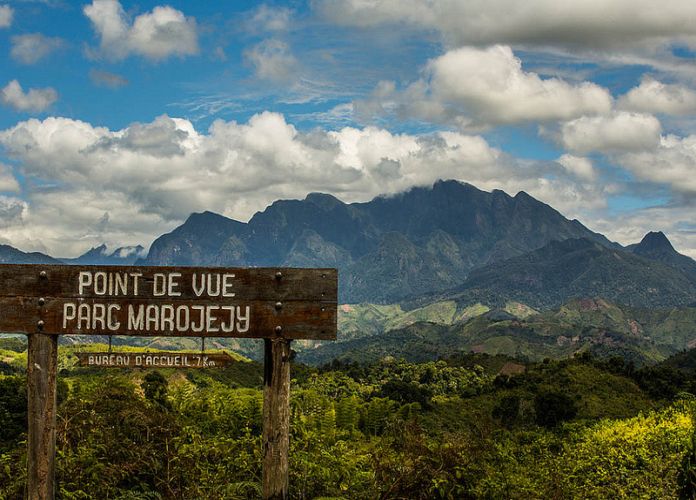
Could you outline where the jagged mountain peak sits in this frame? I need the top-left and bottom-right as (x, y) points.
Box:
(79, 244), (109, 258)
(62, 243), (147, 265)
(139, 179), (622, 302)
(626, 230), (696, 282)
(635, 231), (676, 253)
(445, 235), (696, 309)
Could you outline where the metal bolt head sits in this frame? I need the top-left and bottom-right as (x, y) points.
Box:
(275, 301), (283, 310)
(275, 271), (283, 280)
(38, 297), (45, 306)
(39, 270), (47, 278)
(275, 325), (282, 333)
(37, 320), (44, 329)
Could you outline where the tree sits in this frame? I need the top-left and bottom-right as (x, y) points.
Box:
(534, 390), (578, 428)
(492, 395), (520, 428)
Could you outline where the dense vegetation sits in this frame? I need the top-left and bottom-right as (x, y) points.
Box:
(3, 338), (696, 498)
(302, 298), (696, 367)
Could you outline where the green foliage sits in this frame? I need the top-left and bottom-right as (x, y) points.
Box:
(142, 371), (170, 408)
(0, 336), (26, 352)
(678, 427), (696, 499)
(2, 346), (696, 498)
(303, 297), (696, 371)
(0, 375), (26, 448)
(534, 390), (578, 427)
(492, 395), (520, 428)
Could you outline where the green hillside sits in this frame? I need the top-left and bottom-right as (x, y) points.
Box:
(2, 347), (695, 498)
(301, 298), (696, 366)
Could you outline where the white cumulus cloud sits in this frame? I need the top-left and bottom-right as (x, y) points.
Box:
(11, 33), (65, 65)
(559, 112), (662, 154)
(556, 154), (596, 181)
(1, 80), (58, 113)
(618, 77), (696, 115)
(617, 134), (696, 193)
(357, 45), (612, 128)
(83, 0), (198, 61)
(0, 112), (605, 255)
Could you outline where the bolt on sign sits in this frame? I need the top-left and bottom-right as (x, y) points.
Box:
(2, 264), (338, 500)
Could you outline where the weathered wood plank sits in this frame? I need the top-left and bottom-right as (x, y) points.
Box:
(74, 351), (236, 368)
(27, 333), (58, 500)
(0, 297), (337, 339)
(262, 338), (291, 500)
(0, 265), (337, 301)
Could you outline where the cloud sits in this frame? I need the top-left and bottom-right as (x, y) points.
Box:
(0, 196), (26, 230)
(559, 112), (662, 153)
(0, 163), (19, 192)
(244, 39), (298, 82)
(357, 45), (612, 128)
(555, 113), (696, 198)
(556, 154), (596, 181)
(89, 69), (129, 88)
(246, 5), (292, 33)
(617, 134), (696, 194)
(618, 77), (696, 115)
(0, 5), (12, 28)
(314, 0), (696, 51)
(1, 80), (58, 112)
(11, 33), (65, 65)
(83, 0), (198, 61)
(0, 112), (605, 255)
(0, 4), (11, 28)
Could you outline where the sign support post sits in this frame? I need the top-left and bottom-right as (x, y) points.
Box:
(262, 338), (292, 500)
(26, 332), (58, 500)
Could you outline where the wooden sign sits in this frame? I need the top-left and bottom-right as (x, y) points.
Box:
(5, 263), (337, 500)
(0, 265), (337, 339)
(75, 351), (235, 368)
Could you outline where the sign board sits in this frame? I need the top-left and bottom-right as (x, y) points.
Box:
(6, 263), (338, 500)
(75, 351), (235, 368)
(0, 265), (337, 339)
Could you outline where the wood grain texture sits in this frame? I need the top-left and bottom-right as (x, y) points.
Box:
(74, 351), (236, 368)
(0, 265), (337, 301)
(27, 333), (58, 500)
(0, 298), (336, 339)
(0, 264), (338, 340)
(262, 338), (291, 500)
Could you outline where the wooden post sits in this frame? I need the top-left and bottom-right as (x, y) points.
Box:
(27, 333), (58, 500)
(262, 338), (292, 500)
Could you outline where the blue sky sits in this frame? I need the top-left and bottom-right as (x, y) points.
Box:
(1, 0), (696, 257)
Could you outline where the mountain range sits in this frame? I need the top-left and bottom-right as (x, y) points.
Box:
(431, 235), (696, 309)
(138, 180), (621, 303)
(2, 179), (696, 310)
